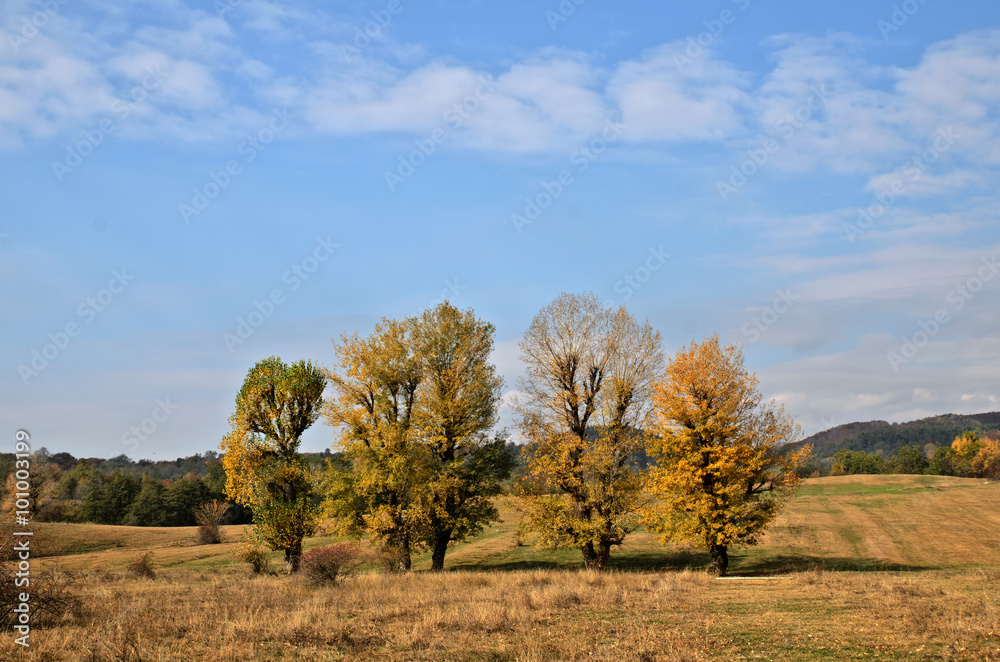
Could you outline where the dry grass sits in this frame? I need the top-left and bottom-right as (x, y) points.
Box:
(4, 475), (1000, 660)
(0, 567), (715, 661)
(0, 566), (997, 660)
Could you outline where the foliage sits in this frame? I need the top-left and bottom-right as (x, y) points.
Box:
(299, 543), (364, 586)
(927, 431), (1000, 479)
(409, 302), (511, 570)
(644, 334), (809, 576)
(799, 411), (1000, 464)
(324, 303), (513, 571)
(515, 292), (663, 570)
(164, 473), (211, 526)
(194, 499), (230, 545)
(126, 477), (169, 526)
(234, 528), (272, 575)
(889, 445), (929, 474)
(831, 445), (928, 476)
(221, 356), (325, 572)
(831, 449), (888, 476)
(1, 451), (62, 522)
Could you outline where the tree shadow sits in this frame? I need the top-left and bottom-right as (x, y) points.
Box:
(446, 549), (933, 575)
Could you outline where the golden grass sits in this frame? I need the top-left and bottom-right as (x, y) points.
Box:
(2, 566), (998, 660)
(4, 475), (1000, 660)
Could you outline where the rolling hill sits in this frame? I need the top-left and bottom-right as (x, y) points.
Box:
(795, 411), (1000, 461)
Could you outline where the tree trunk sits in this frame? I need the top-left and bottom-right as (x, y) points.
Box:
(431, 530), (451, 572)
(581, 541), (609, 571)
(284, 540), (302, 574)
(708, 544), (728, 576)
(399, 537), (412, 572)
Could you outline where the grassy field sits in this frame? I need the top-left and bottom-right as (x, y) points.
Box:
(3, 475), (1000, 660)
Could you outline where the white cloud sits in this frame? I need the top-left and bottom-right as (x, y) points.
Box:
(608, 43), (748, 142)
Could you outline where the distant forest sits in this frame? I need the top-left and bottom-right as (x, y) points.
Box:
(793, 411), (1000, 470)
(0, 443), (526, 528)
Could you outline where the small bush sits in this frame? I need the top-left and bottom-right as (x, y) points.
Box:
(300, 543), (363, 586)
(127, 551), (156, 579)
(372, 546), (409, 574)
(194, 499), (230, 545)
(0, 529), (83, 628)
(234, 529), (271, 575)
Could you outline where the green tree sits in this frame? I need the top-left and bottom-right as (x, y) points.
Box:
(928, 445), (957, 475)
(79, 476), (116, 524)
(106, 472), (141, 523)
(221, 357), (325, 572)
(127, 477), (169, 526)
(411, 303), (510, 571)
(890, 445), (928, 474)
(515, 293), (663, 571)
(164, 473), (210, 525)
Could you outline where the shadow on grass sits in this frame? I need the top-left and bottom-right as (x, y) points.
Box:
(447, 548), (933, 575)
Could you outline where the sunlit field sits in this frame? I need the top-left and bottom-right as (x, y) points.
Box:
(4, 475), (1000, 661)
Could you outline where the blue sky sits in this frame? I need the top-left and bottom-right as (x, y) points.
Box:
(2, 0), (999, 459)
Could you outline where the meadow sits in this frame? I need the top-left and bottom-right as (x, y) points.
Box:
(3, 474), (1000, 661)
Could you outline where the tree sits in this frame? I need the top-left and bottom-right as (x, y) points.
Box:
(2, 451), (62, 521)
(890, 445), (928, 474)
(127, 476), (169, 526)
(831, 449), (887, 475)
(106, 472), (141, 523)
(323, 317), (425, 571)
(515, 292), (663, 570)
(970, 433), (1000, 479)
(928, 445), (957, 476)
(164, 473), (210, 526)
(221, 357), (325, 572)
(410, 303), (511, 570)
(324, 304), (513, 571)
(644, 335), (809, 576)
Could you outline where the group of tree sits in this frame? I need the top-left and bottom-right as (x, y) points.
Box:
(927, 431), (1000, 478)
(223, 295), (811, 576)
(830, 445), (930, 476)
(829, 431), (1000, 479)
(0, 453), (249, 526)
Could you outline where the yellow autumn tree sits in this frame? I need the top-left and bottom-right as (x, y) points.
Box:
(322, 303), (511, 571)
(220, 356), (325, 573)
(645, 335), (809, 576)
(322, 317), (427, 571)
(516, 292), (663, 571)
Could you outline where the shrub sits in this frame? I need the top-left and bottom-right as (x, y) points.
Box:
(300, 543), (363, 586)
(194, 499), (230, 544)
(127, 551), (156, 579)
(234, 529), (271, 575)
(0, 528), (83, 628)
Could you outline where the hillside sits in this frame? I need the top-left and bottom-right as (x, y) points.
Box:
(796, 411), (1000, 461)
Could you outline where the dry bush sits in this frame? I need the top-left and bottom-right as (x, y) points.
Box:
(234, 530), (271, 575)
(300, 543), (364, 586)
(0, 527), (84, 630)
(126, 551), (156, 579)
(194, 500), (230, 545)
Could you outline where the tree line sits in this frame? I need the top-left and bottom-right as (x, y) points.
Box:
(831, 430), (1000, 478)
(0, 452), (253, 526)
(223, 293), (810, 576)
